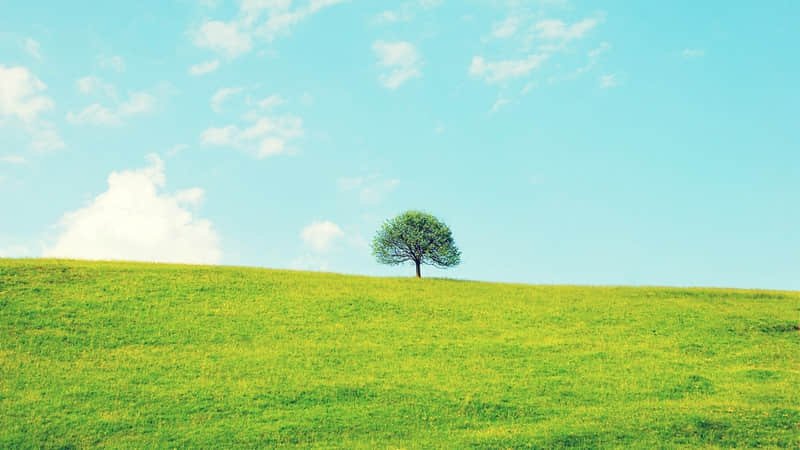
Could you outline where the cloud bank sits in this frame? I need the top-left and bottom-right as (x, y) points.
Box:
(44, 155), (221, 264)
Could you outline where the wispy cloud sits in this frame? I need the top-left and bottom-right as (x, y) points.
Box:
(0, 155), (26, 164)
(23, 38), (42, 60)
(533, 17), (600, 42)
(210, 86), (244, 112)
(550, 41), (612, 82)
(166, 144), (189, 157)
(491, 17), (520, 39)
(97, 55), (125, 72)
(682, 48), (705, 58)
(372, 0), (443, 25)
(521, 81), (536, 95)
(188, 60), (220, 76)
(373, 9), (408, 24)
(470, 54), (548, 84)
(338, 174), (399, 204)
(67, 86), (156, 126)
(258, 94), (285, 110)
(599, 73), (620, 88)
(372, 41), (422, 89)
(578, 41), (610, 74)
(76, 75), (118, 99)
(118, 92), (156, 116)
(489, 96), (510, 114)
(30, 128), (65, 152)
(192, 0), (347, 61)
(249, 0), (348, 41)
(66, 104), (120, 126)
(193, 20), (253, 59)
(468, 5), (613, 113)
(201, 114), (304, 159)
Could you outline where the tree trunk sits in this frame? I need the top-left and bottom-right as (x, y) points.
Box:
(415, 260), (421, 278)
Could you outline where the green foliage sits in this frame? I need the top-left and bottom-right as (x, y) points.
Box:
(1, 259), (799, 448)
(372, 210), (461, 277)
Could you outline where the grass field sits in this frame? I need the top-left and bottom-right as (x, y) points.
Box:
(1, 259), (798, 448)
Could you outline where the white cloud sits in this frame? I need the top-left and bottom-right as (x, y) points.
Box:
(119, 92), (156, 115)
(473, 10), (607, 89)
(682, 48), (704, 58)
(257, 137), (285, 156)
(566, 41), (611, 79)
(166, 144), (189, 156)
(76, 76), (118, 99)
(192, 0), (346, 61)
(373, 41), (420, 69)
(201, 114), (303, 158)
(24, 38), (42, 60)
(599, 73), (619, 88)
(469, 54), (548, 83)
(1, 155), (26, 164)
(211, 87), (244, 112)
(300, 220), (344, 252)
(521, 81), (536, 95)
(194, 20), (253, 59)
(66, 104), (121, 126)
(489, 96), (509, 114)
(534, 17), (599, 41)
(258, 94), (285, 109)
(174, 187), (205, 205)
(373, 0), (442, 24)
(372, 40), (422, 89)
(188, 60), (220, 75)
(589, 42), (611, 58)
(492, 17), (519, 39)
(67, 91), (156, 126)
(0, 65), (63, 151)
(253, 0), (348, 41)
(44, 154), (221, 264)
(30, 127), (65, 152)
(418, 0), (443, 8)
(244, 115), (302, 144)
(98, 55), (125, 72)
(337, 175), (399, 204)
(200, 125), (237, 146)
(240, 0), (295, 26)
(0, 65), (54, 122)
(374, 10), (404, 24)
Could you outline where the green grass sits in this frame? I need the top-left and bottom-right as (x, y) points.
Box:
(1, 258), (798, 448)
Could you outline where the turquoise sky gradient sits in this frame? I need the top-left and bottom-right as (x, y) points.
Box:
(1, 1), (799, 289)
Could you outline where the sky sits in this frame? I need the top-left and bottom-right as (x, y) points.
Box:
(1, 0), (799, 290)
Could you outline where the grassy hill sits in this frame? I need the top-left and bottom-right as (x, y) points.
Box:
(1, 259), (798, 448)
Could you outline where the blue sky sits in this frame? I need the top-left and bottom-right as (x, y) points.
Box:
(1, 0), (799, 290)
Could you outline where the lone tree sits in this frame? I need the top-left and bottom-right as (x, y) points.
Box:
(372, 210), (461, 278)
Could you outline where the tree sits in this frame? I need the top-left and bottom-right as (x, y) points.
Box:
(371, 210), (461, 278)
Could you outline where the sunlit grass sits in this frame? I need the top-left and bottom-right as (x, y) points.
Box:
(1, 259), (798, 447)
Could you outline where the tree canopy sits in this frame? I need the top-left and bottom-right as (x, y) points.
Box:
(371, 210), (461, 278)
